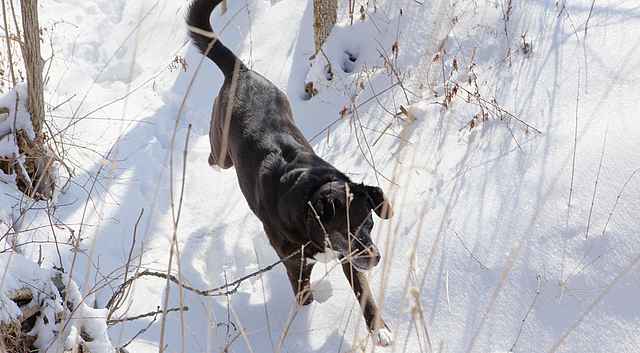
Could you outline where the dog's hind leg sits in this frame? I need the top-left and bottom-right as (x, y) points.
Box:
(341, 263), (392, 347)
(208, 96), (233, 169)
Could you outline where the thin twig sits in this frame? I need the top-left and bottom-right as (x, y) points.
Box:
(568, 72), (579, 216)
(309, 82), (401, 143)
(1, 0), (17, 87)
(254, 249), (276, 352)
(108, 306), (188, 325)
(45, 205), (65, 271)
(452, 230), (489, 270)
(584, 127), (608, 239)
(584, 0), (596, 38)
(119, 248), (305, 298)
(160, 123), (192, 353)
(510, 275), (542, 351)
(455, 82), (542, 134)
(548, 252), (640, 352)
(601, 168), (640, 237)
(117, 309), (160, 350)
(106, 208), (144, 316)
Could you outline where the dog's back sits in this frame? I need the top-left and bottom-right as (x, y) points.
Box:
(217, 72), (314, 209)
(187, 0), (314, 214)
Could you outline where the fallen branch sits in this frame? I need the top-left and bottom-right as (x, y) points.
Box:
(116, 306), (163, 352)
(107, 208), (144, 320)
(108, 243), (309, 308)
(108, 306), (188, 325)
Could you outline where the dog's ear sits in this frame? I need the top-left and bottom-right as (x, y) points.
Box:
(306, 194), (337, 249)
(365, 186), (394, 219)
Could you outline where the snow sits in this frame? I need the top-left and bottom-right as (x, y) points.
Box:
(0, 84), (35, 140)
(0, 133), (18, 159)
(0, 84), (34, 162)
(55, 276), (115, 353)
(0, 252), (115, 352)
(0, 84), (33, 200)
(0, 0), (638, 352)
(0, 255), (41, 324)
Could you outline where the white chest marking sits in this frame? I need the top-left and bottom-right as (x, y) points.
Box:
(313, 249), (340, 264)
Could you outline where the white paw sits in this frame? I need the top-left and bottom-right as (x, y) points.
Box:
(311, 279), (333, 303)
(373, 327), (393, 347)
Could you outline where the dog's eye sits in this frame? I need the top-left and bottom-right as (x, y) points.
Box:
(321, 199), (336, 222)
(321, 213), (333, 222)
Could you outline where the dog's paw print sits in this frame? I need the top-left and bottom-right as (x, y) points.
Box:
(342, 50), (359, 73)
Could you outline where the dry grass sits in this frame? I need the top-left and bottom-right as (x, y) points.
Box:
(0, 288), (38, 353)
(0, 321), (36, 353)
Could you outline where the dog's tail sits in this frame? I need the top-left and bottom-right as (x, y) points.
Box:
(186, 0), (244, 77)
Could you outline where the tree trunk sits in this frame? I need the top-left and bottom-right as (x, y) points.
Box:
(313, 0), (337, 54)
(20, 0), (44, 137)
(220, 0), (228, 14)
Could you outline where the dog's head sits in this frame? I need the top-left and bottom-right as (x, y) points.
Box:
(306, 181), (393, 271)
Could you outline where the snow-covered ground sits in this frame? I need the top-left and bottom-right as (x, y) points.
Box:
(1, 0), (639, 352)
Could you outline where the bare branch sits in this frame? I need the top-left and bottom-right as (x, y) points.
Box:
(108, 306), (188, 325)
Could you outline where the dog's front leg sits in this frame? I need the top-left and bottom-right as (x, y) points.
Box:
(263, 229), (315, 305)
(282, 254), (315, 305)
(341, 263), (392, 347)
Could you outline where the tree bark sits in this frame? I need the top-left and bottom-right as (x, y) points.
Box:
(313, 0), (337, 54)
(20, 0), (44, 137)
(220, 0), (228, 14)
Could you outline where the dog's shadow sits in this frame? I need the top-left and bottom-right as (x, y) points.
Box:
(107, 221), (350, 352)
(173, 223), (354, 353)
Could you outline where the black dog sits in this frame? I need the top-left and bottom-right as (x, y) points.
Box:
(187, 0), (394, 346)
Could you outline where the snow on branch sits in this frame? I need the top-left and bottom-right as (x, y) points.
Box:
(0, 255), (115, 353)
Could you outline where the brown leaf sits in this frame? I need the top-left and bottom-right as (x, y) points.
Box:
(392, 41), (400, 59)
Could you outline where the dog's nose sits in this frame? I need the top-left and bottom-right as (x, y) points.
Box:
(366, 245), (381, 266)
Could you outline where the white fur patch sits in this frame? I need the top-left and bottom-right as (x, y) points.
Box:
(373, 327), (393, 347)
(313, 249), (340, 263)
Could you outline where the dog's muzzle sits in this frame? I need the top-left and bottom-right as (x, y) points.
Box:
(346, 244), (381, 272)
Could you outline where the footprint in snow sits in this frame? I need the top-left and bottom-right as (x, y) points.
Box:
(342, 50), (359, 73)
